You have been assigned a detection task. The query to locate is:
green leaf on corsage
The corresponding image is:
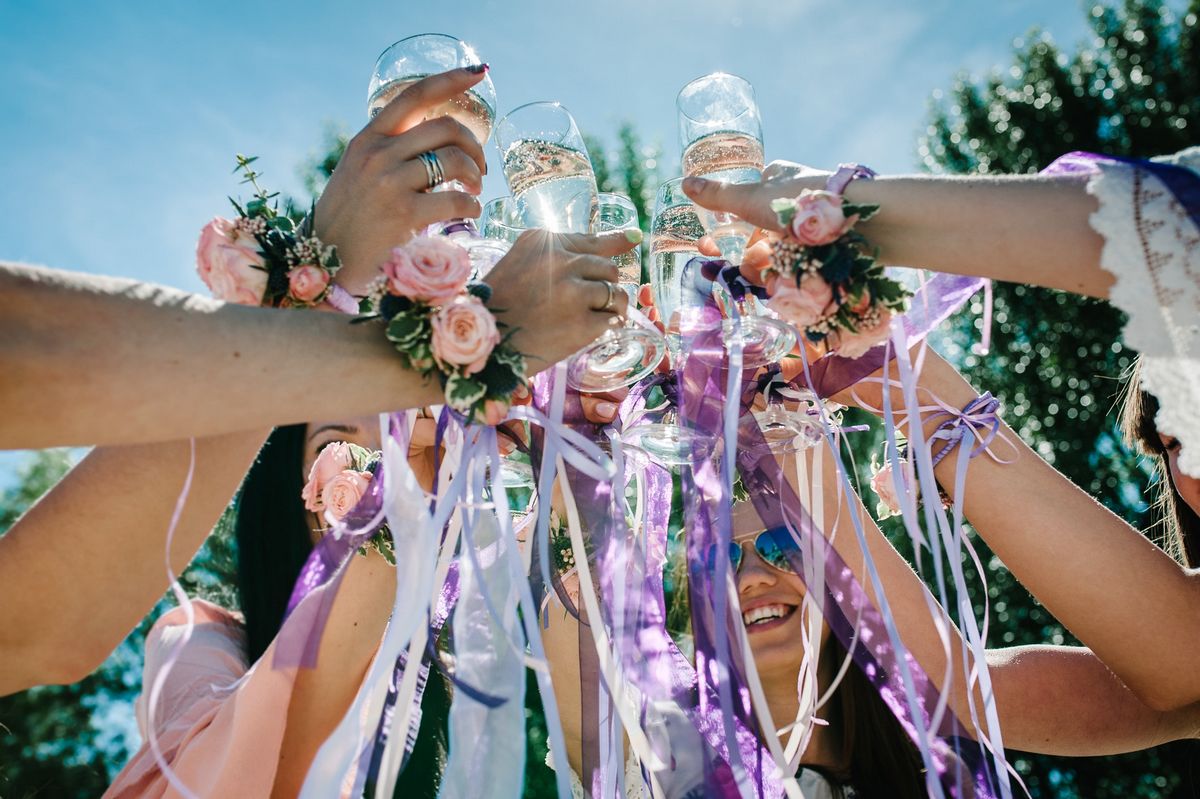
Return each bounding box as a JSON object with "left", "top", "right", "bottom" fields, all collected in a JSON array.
[
  {"left": 386, "top": 313, "right": 428, "bottom": 347},
  {"left": 770, "top": 197, "right": 798, "bottom": 229},
  {"left": 445, "top": 373, "right": 487, "bottom": 412}
]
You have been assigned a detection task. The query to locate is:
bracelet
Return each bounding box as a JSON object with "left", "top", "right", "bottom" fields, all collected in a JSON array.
[
  {"left": 869, "top": 393, "right": 1003, "bottom": 519},
  {"left": 196, "top": 156, "right": 343, "bottom": 309},
  {"left": 364, "top": 235, "right": 528, "bottom": 425},
  {"left": 926, "top": 392, "right": 1003, "bottom": 468},
  {"left": 765, "top": 163, "right": 911, "bottom": 359}
]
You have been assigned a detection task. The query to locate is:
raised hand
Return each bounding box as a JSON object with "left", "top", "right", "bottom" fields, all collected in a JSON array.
[
  {"left": 487, "top": 229, "right": 634, "bottom": 372},
  {"left": 314, "top": 67, "right": 490, "bottom": 294},
  {"left": 683, "top": 160, "right": 830, "bottom": 233}
]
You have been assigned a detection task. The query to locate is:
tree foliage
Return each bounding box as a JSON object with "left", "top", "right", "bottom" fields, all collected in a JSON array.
[{"left": 919, "top": 1, "right": 1200, "bottom": 795}]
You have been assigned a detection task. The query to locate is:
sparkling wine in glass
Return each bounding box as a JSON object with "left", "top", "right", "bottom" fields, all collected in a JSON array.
[
  {"left": 676, "top": 72, "right": 794, "bottom": 368},
  {"left": 367, "top": 34, "right": 496, "bottom": 236},
  {"left": 495, "top": 102, "right": 597, "bottom": 234},
  {"left": 619, "top": 179, "right": 716, "bottom": 467}
]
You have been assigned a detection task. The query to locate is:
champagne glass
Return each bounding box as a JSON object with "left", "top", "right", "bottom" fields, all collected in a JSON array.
[
  {"left": 496, "top": 105, "right": 663, "bottom": 391},
  {"left": 620, "top": 179, "right": 715, "bottom": 467},
  {"left": 367, "top": 34, "right": 496, "bottom": 236},
  {"left": 676, "top": 72, "right": 794, "bottom": 368},
  {"left": 495, "top": 101, "right": 597, "bottom": 234},
  {"left": 480, "top": 196, "right": 525, "bottom": 244},
  {"left": 562, "top": 194, "right": 666, "bottom": 392},
  {"left": 749, "top": 386, "right": 823, "bottom": 454}
]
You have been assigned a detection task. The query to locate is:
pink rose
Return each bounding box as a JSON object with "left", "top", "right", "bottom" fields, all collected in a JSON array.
[
  {"left": 431, "top": 296, "right": 500, "bottom": 375},
  {"left": 788, "top": 190, "right": 856, "bottom": 246},
  {"left": 870, "top": 461, "right": 904, "bottom": 517},
  {"left": 321, "top": 470, "right": 373, "bottom": 520},
  {"left": 382, "top": 236, "right": 472, "bottom": 305},
  {"left": 196, "top": 217, "right": 269, "bottom": 305},
  {"left": 287, "top": 264, "right": 330, "bottom": 304},
  {"left": 767, "top": 274, "right": 834, "bottom": 328},
  {"left": 833, "top": 308, "right": 894, "bottom": 359},
  {"left": 301, "top": 442, "right": 353, "bottom": 512}
]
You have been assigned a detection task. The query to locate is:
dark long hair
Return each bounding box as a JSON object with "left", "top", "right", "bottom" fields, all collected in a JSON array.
[
  {"left": 1119, "top": 358, "right": 1200, "bottom": 567},
  {"left": 233, "top": 425, "right": 449, "bottom": 798},
  {"left": 819, "top": 635, "right": 925, "bottom": 799}
]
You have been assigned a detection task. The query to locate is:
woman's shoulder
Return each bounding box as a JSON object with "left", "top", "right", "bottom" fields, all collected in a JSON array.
[{"left": 135, "top": 599, "right": 249, "bottom": 737}]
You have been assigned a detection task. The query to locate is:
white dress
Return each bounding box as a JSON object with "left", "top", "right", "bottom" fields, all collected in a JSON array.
[{"left": 1087, "top": 147, "right": 1200, "bottom": 475}]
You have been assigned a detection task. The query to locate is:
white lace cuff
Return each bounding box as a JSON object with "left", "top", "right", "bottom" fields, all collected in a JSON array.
[{"left": 1088, "top": 147, "right": 1200, "bottom": 476}]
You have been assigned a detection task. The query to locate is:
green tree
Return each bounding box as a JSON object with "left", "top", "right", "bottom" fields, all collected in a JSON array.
[
  {"left": 920, "top": 1, "right": 1200, "bottom": 796},
  {"left": 0, "top": 451, "right": 236, "bottom": 798}
]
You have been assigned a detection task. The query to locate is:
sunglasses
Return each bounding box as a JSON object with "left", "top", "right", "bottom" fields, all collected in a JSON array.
[{"left": 706, "top": 526, "right": 803, "bottom": 574}]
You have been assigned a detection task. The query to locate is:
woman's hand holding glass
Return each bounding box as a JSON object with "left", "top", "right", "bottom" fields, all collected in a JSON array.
[{"left": 313, "top": 68, "right": 489, "bottom": 295}]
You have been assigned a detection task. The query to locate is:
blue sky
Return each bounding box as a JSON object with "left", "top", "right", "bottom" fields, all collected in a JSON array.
[{"left": 0, "top": 0, "right": 1120, "bottom": 485}]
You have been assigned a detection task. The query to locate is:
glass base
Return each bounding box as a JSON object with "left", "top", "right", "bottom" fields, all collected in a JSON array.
[
  {"left": 621, "top": 423, "right": 714, "bottom": 468},
  {"left": 720, "top": 316, "right": 797, "bottom": 369},
  {"left": 747, "top": 408, "right": 822, "bottom": 454},
  {"left": 566, "top": 326, "right": 666, "bottom": 393}
]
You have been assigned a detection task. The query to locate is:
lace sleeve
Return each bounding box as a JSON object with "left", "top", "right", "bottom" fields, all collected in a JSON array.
[{"left": 1087, "top": 147, "right": 1200, "bottom": 476}]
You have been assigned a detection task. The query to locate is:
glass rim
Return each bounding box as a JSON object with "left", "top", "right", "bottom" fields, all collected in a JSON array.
[
  {"left": 496, "top": 100, "right": 573, "bottom": 128},
  {"left": 675, "top": 71, "right": 757, "bottom": 124},
  {"left": 371, "top": 33, "right": 476, "bottom": 73}
]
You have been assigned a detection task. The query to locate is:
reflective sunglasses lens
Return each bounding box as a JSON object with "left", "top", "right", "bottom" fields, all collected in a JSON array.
[{"left": 756, "top": 528, "right": 800, "bottom": 573}]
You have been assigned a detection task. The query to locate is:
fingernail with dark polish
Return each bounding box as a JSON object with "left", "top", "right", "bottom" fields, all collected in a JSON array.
[{"left": 466, "top": 63, "right": 489, "bottom": 74}]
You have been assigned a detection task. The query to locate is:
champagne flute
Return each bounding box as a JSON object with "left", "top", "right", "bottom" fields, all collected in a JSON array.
[
  {"left": 480, "top": 196, "right": 525, "bottom": 244},
  {"left": 495, "top": 101, "right": 597, "bottom": 234},
  {"left": 620, "top": 179, "right": 715, "bottom": 467},
  {"left": 367, "top": 33, "right": 496, "bottom": 236},
  {"left": 496, "top": 104, "right": 664, "bottom": 392},
  {"left": 676, "top": 72, "right": 794, "bottom": 368},
  {"left": 563, "top": 194, "right": 666, "bottom": 392}
]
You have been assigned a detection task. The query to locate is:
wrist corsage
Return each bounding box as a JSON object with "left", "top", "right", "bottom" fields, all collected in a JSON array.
[
  {"left": 766, "top": 164, "right": 911, "bottom": 358},
  {"left": 196, "top": 155, "right": 354, "bottom": 311},
  {"left": 302, "top": 442, "right": 395, "bottom": 564},
  {"left": 364, "top": 235, "right": 528, "bottom": 425}
]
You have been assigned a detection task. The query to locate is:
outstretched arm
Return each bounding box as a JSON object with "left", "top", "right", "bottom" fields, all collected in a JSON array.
[{"left": 683, "top": 164, "right": 1111, "bottom": 298}]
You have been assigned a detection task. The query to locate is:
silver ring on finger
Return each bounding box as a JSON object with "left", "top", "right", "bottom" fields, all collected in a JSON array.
[
  {"left": 600, "top": 280, "right": 618, "bottom": 313},
  {"left": 416, "top": 151, "right": 444, "bottom": 190}
]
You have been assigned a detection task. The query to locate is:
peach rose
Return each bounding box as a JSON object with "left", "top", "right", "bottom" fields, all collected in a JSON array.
[
  {"left": 870, "top": 461, "right": 903, "bottom": 517},
  {"left": 431, "top": 296, "right": 500, "bottom": 375},
  {"left": 767, "top": 274, "right": 834, "bottom": 328},
  {"left": 834, "top": 309, "right": 894, "bottom": 359},
  {"left": 287, "top": 264, "right": 330, "bottom": 304},
  {"left": 321, "top": 470, "right": 373, "bottom": 521},
  {"left": 301, "top": 442, "right": 353, "bottom": 512},
  {"left": 788, "top": 190, "right": 856, "bottom": 246},
  {"left": 382, "top": 236, "right": 472, "bottom": 305},
  {"left": 196, "top": 217, "right": 268, "bottom": 305}
]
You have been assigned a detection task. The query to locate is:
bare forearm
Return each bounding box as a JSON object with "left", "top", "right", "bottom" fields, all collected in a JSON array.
[
  {"left": 989, "top": 645, "right": 1200, "bottom": 755},
  {"left": 0, "top": 431, "right": 265, "bottom": 693},
  {"left": 910, "top": 356, "right": 1200, "bottom": 710},
  {"left": 845, "top": 174, "right": 1111, "bottom": 298},
  {"left": 0, "top": 262, "right": 442, "bottom": 448},
  {"left": 272, "top": 551, "right": 396, "bottom": 798}
]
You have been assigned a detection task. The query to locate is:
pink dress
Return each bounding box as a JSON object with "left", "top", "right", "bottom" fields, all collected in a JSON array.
[{"left": 104, "top": 599, "right": 298, "bottom": 798}]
